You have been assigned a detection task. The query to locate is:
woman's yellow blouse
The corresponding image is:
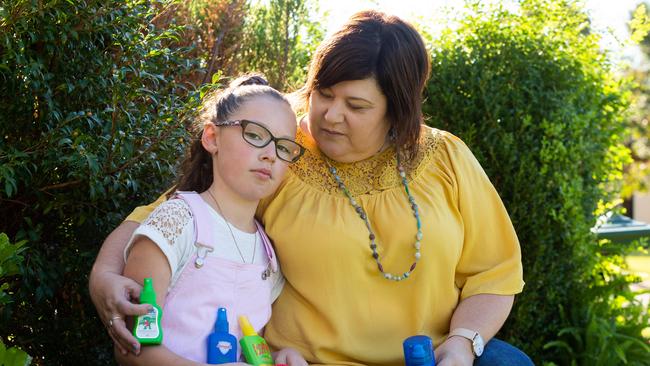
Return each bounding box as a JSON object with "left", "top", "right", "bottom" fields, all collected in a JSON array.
[{"left": 126, "top": 126, "right": 524, "bottom": 366}]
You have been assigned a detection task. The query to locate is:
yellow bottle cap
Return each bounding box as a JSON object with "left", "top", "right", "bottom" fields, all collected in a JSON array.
[{"left": 238, "top": 315, "right": 258, "bottom": 337}]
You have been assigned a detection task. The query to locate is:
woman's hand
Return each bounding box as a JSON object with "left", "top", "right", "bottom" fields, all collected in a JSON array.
[
  {"left": 273, "top": 347, "right": 308, "bottom": 366},
  {"left": 90, "top": 270, "right": 151, "bottom": 355},
  {"left": 89, "top": 220, "right": 145, "bottom": 354},
  {"left": 434, "top": 337, "right": 474, "bottom": 366}
]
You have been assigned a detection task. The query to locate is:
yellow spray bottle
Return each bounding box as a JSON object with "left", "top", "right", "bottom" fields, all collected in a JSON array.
[
  {"left": 132, "top": 277, "right": 163, "bottom": 344},
  {"left": 238, "top": 315, "right": 273, "bottom": 366}
]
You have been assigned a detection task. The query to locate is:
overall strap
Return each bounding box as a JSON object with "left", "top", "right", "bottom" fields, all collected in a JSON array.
[
  {"left": 174, "top": 191, "right": 216, "bottom": 250},
  {"left": 176, "top": 191, "right": 277, "bottom": 271},
  {"left": 255, "top": 220, "right": 278, "bottom": 273}
]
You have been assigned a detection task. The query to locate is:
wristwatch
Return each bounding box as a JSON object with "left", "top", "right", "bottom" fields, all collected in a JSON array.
[{"left": 447, "top": 328, "right": 485, "bottom": 357}]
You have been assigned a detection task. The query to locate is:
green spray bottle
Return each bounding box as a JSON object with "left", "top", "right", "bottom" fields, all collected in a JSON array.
[
  {"left": 132, "top": 277, "right": 163, "bottom": 345},
  {"left": 238, "top": 315, "right": 274, "bottom": 366}
]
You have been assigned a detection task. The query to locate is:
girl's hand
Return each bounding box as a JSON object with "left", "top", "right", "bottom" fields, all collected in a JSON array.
[
  {"left": 273, "top": 347, "right": 308, "bottom": 366},
  {"left": 434, "top": 337, "right": 474, "bottom": 366},
  {"left": 90, "top": 270, "right": 151, "bottom": 355}
]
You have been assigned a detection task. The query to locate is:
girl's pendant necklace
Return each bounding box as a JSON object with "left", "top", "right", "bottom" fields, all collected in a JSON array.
[
  {"left": 325, "top": 152, "right": 422, "bottom": 281},
  {"left": 206, "top": 189, "right": 257, "bottom": 264}
]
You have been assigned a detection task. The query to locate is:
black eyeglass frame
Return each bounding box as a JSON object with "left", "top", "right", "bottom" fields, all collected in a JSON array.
[{"left": 213, "top": 119, "right": 305, "bottom": 163}]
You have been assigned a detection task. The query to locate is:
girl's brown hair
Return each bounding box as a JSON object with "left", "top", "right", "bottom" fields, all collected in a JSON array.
[
  {"left": 172, "top": 74, "right": 291, "bottom": 196},
  {"left": 299, "top": 10, "right": 430, "bottom": 161}
]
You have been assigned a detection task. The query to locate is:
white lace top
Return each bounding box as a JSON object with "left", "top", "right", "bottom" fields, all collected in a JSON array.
[{"left": 124, "top": 198, "right": 284, "bottom": 301}]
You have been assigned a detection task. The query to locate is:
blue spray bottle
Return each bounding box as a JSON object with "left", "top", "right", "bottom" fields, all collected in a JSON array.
[
  {"left": 403, "top": 335, "right": 435, "bottom": 366},
  {"left": 207, "top": 308, "right": 238, "bottom": 364}
]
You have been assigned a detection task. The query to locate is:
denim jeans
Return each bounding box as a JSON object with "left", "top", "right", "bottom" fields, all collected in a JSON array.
[{"left": 474, "top": 338, "right": 534, "bottom": 366}]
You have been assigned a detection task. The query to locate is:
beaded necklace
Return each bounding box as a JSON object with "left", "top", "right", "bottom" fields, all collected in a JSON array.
[{"left": 325, "top": 152, "right": 422, "bottom": 281}]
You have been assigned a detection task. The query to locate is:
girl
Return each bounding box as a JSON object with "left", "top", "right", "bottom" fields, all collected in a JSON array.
[{"left": 116, "top": 74, "right": 306, "bottom": 366}]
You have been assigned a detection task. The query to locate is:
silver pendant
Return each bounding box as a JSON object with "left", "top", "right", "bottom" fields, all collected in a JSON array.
[{"left": 194, "top": 256, "right": 204, "bottom": 269}]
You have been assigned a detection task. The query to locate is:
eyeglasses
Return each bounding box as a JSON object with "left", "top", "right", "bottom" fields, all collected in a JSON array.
[{"left": 213, "top": 119, "right": 305, "bottom": 163}]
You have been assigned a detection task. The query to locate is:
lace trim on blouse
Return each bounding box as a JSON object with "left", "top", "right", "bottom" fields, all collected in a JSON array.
[
  {"left": 290, "top": 126, "right": 443, "bottom": 196},
  {"left": 141, "top": 199, "right": 193, "bottom": 246}
]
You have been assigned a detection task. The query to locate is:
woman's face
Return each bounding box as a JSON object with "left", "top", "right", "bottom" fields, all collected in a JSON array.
[{"left": 308, "top": 77, "right": 390, "bottom": 163}]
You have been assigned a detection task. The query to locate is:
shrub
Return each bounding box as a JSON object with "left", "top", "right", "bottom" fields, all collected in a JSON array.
[
  {"left": 0, "top": 0, "right": 198, "bottom": 363},
  {"left": 543, "top": 239, "right": 650, "bottom": 365},
  {"left": 423, "top": 0, "right": 639, "bottom": 362}
]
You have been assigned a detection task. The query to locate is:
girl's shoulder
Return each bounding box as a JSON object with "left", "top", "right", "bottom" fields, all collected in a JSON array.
[{"left": 141, "top": 197, "right": 194, "bottom": 233}]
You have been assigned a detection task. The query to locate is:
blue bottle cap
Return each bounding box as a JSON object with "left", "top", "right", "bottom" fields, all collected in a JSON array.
[{"left": 403, "top": 335, "right": 435, "bottom": 366}]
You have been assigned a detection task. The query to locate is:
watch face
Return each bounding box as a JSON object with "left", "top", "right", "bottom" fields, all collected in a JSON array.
[
  {"left": 473, "top": 340, "right": 484, "bottom": 357},
  {"left": 472, "top": 333, "right": 485, "bottom": 357}
]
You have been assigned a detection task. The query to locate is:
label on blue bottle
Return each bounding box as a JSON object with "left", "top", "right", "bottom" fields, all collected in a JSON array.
[{"left": 217, "top": 341, "right": 233, "bottom": 355}]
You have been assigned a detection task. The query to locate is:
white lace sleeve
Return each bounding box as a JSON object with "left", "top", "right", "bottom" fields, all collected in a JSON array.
[{"left": 124, "top": 199, "right": 196, "bottom": 282}]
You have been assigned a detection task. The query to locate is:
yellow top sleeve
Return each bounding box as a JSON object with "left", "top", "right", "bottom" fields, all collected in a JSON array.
[{"left": 124, "top": 189, "right": 172, "bottom": 223}]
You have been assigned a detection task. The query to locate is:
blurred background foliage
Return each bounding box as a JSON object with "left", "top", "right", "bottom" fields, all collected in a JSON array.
[
  {"left": 623, "top": 2, "right": 650, "bottom": 199},
  {"left": 424, "top": 1, "right": 649, "bottom": 364},
  {"left": 1, "top": 0, "right": 649, "bottom": 365}
]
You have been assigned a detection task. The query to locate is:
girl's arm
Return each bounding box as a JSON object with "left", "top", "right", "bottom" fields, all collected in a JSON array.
[
  {"left": 116, "top": 344, "right": 249, "bottom": 366},
  {"left": 118, "top": 237, "right": 220, "bottom": 366}
]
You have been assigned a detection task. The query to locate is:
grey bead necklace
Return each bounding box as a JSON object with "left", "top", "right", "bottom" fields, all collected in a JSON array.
[{"left": 325, "top": 153, "right": 422, "bottom": 281}]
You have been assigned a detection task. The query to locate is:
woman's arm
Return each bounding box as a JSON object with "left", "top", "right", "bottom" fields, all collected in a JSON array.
[
  {"left": 272, "top": 348, "right": 308, "bottom": 366},
  {"left": 435, "top": 294, "right": 514, "bottom": 366},
  {"left": 89, "top": 221, "right": 151, "bottom": 355}
]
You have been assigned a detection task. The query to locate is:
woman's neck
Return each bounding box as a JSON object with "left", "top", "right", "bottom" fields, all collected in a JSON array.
[{"left": 201, "top": 184, "right": 258, "bottom": 233}]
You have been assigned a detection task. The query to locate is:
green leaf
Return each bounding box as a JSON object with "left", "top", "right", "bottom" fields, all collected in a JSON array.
[
  {"left": 629, "top": 4, "right": 650, "bottom": 44},
  {"left": 0, "top": 339, "right": 5, "bottom": 360},
  {"left": 211, "top": 71, "right": 221, "bottom": 84},
  {"left": 3, "top": 346, "right": 32, "bottom": 366}
]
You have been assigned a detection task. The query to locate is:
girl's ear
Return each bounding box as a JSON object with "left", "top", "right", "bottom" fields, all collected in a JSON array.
[{"left": 201, "top": 122, "right": 219, "bottom": 154}]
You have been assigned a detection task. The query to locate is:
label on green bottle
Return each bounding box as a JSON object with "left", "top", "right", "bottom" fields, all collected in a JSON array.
[{"left": 135, "top": 308, "right": 160, "bottom": 339}]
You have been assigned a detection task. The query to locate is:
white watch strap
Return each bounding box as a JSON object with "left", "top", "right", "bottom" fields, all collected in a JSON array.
[
  {"left": 448, "top": 328, "right": 483, "bottom": 357},
  {"left": 448, "top": 327, "right": 478, "bottom": 340}
]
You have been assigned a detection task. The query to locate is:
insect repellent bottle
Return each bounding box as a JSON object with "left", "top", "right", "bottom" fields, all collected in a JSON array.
[
  {"left": 403, "top": 335, "right": 435, "bottom": 366},
  {"left": 207, "top": 308, "right": 238, "bottom": 364},
  {"left": 238, "top": 315, "right": 274, "bottom": 366},
  {"left": 132, "top": 277, "right": 163, "bottom": 345}
]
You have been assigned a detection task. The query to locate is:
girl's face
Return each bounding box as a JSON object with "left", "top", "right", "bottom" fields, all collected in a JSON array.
[
  {"left": 308, "top": 77, "right": 390, "bottom": 163},
  {"left": 211, "top": 95, "right": 297, "bottom": 202}
]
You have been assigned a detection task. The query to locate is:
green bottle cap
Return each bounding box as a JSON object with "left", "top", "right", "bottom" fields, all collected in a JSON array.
[{"left": 140, "top": 277, "right": 157, "bottom": 304}]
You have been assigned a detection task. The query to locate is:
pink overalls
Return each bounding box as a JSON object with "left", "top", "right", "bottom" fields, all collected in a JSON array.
[{"left": 161, "top": 192, "right": 279, "bottom": 362}]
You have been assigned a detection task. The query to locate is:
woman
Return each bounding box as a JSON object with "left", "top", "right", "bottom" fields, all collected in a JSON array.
[{"left": 90, "top": 10, "right": 532, "bottom": 366}]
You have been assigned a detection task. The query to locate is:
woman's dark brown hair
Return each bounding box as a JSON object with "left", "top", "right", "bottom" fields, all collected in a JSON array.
[
  {"left": 300, "top": 10, "right": 430, "bottom": 161},
  {"left": 171, "top": 74, "right": 291, "bottom": 196}
]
